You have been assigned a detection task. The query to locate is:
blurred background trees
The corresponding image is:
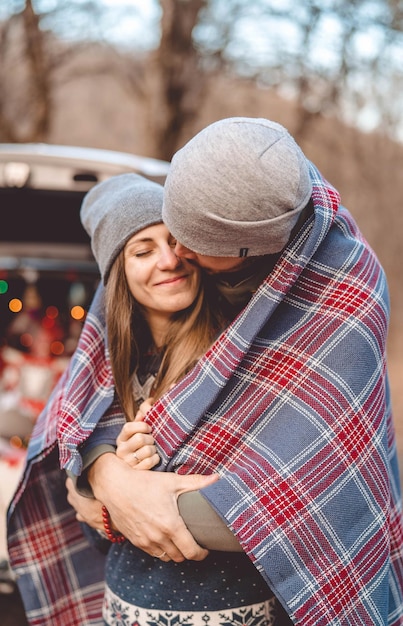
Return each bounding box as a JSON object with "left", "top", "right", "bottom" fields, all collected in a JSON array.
[
  {"left": 0, "top": 0, "right": 403, "bottom": 435},
  {"left": 1, "top": 0, "right": 403, "bottom": 154}
]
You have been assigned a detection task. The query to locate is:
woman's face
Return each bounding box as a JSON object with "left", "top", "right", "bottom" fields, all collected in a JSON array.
[{"left": 124, "top": 223, "right": 201, "bottom": 321}]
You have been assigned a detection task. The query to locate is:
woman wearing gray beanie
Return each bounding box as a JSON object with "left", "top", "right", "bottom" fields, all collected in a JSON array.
[{"left": 79, "top": 172, "right": 223, "bottom": 416}]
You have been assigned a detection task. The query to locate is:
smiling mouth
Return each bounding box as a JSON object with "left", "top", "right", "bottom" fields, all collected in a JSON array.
[{"left": 155, "top": 274, "right": 187, "bottom": 286}]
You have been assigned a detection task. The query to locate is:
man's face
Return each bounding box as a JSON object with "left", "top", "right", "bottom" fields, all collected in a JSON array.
[{"left": 174, "top": 241, "right": 247, "bottom": 274}]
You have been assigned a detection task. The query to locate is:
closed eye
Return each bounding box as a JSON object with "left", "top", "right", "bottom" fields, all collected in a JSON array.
[{"left": 134, "top": 249, "right": 153, "bottom": 257}]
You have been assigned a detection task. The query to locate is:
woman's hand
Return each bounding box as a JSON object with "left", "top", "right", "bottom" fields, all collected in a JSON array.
[
  {"left": 134, "top": 397, "right": 154, "bottom": 421},
  {"left": 116, "top": 419, "right": 160, "bottom": 469}
]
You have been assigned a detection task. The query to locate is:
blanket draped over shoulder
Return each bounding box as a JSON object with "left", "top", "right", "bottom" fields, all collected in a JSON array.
[{"left": 7, "top": 164, "right": 403, "bottom": 626}]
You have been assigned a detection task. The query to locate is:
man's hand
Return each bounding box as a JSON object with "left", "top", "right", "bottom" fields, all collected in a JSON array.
[
  {"left": 65, "top": 476, "right": 104, "bottom": 531},
  {"left": 88, "top": 452, "right": 219, "bottom": 562}
]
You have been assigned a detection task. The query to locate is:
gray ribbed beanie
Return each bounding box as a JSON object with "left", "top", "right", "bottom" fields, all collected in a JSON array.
[
  {"left": 163, "top": 117, "right": 312, "bottom": 257},
  {"left": 81, "top": 173, "right": 163, "bottom": 283}
]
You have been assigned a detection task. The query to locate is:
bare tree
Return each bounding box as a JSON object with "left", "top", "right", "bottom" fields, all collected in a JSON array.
[
  {"left": 0, "top": 0, "right": 52, "bottom": 142},
  {"left": 22, "top": 0, "right": 52, "bottom": 140},
  {"left": 147, "top": 0, "right": 208, "bottom": 160}
]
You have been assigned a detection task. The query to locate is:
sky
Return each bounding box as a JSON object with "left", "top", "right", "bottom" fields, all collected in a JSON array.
[
  {"left": 0, "top": 0, "right": 160, "bottom": 49},
  {"left": 95, "top": 0, "right": 161, "bottom": 49}
]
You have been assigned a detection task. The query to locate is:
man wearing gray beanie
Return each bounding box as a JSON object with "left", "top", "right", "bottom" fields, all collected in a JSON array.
[
  {"left": 163, "top": 117, "right": 315, "bottom": 316},
  {"left": 157, "top": 117, "right": 399, "bottom": 623},
  {"left": 163, "top": 117, "right": 312, "bottom": 261}
]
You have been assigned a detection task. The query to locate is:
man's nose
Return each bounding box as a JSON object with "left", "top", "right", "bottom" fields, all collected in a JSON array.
[{"left": 175, "top": 242, "right": 195, "bottom": 258}]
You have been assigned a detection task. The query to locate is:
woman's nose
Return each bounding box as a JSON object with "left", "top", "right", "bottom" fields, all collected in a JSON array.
[{"left": 157, "top": 246, "right": 181, "bottom": 269}]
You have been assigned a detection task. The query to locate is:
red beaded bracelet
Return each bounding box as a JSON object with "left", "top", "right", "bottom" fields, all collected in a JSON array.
[{"left": 101, "top": 505, "right": 125, "bottom": 543}]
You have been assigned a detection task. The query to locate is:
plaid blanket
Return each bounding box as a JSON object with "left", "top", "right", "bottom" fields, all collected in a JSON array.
[{"left": 7, "top": 164, "right": 403, "bottom": 625}]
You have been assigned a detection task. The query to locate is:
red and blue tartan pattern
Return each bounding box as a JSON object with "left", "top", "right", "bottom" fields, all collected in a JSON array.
[
  {"left": 7, "top": 163, "right": 403, "bottom": 625},
  {"left": 8, "top": 448, "right": 107, "bottom": 624}
]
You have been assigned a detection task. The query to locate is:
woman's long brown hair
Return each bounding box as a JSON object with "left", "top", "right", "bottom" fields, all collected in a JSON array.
[{"left": 105, "top": 252, "right": 224, "bottom": 421}]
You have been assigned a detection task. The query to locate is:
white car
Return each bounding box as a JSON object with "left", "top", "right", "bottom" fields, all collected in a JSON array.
[
  {"left": 0, "top": 142, "right": 169, "bottom": 437},
  {"left": 0, "top": 145, "right": 169, "bottom": 592}
]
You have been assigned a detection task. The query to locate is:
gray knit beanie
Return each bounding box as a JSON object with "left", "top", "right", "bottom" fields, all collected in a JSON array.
[
  {"left": 163, "top": 117, "right": 312, "bottom": 257},
  {"left": 81, "top": 173, "right": 163, "bottom": 283}
]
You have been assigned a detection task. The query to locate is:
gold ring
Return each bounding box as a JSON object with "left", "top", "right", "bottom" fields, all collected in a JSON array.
[{"left": 155, "top": 551, "right": 166, "bottom": 559}]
